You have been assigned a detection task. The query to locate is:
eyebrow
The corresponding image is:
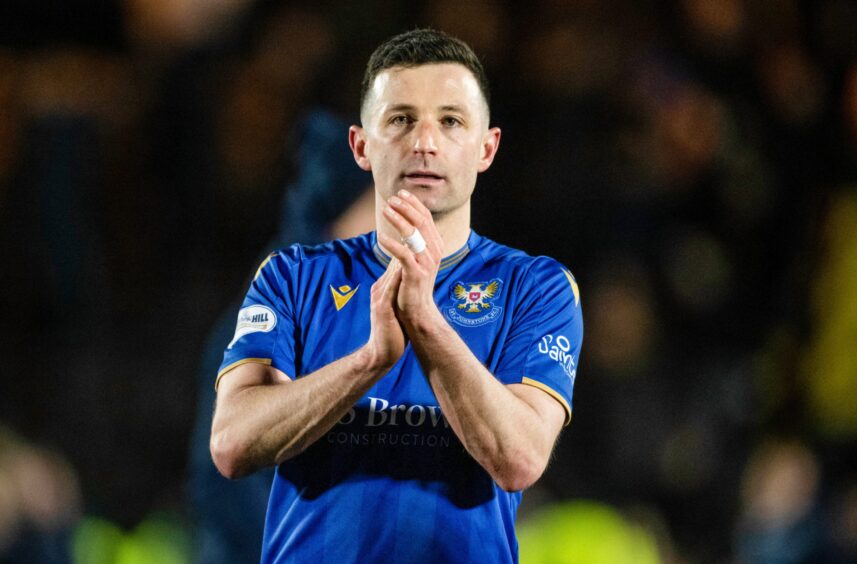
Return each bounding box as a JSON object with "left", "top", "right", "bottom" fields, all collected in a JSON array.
[
  {"left": 440, "top": 104, "right": 468, "bottom": 114},
  {"left": 384, "top": 104, "right": 416, "bottom": 114},
  {"left": 383, "top": 103, "right": 470, "bottom": 115}
]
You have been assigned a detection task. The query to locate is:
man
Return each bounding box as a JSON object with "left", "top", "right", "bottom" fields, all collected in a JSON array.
[{"left": 210, "top": 29, "right": 583, "bottom": 563}]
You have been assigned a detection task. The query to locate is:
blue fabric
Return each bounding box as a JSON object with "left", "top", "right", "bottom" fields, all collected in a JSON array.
[{"left": 219, "top": 230, "right": 583, "bottom": 564}]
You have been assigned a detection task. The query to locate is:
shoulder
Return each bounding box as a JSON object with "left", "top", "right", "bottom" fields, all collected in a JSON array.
[
  {"left": 474, "top": 234, "right": 579, "bottom": 293},
  {"left": 256, "top": 232, "right": 374, "bottom": 279},
  {"left": 470, "top": 233, "right": 581, "bottom": 311}
]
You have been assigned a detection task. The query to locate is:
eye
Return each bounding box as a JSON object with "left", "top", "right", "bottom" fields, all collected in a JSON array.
[
  {"left": 389, "top": 114, "right": 412, "bottom": 126},
  {"left": 441, "top": 116, "right": 463, "bottom": 128}
]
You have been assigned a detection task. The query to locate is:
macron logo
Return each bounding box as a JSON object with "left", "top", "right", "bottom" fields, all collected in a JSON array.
[{"left": 330, "top": 284, "right": 359, "bottom": 311}]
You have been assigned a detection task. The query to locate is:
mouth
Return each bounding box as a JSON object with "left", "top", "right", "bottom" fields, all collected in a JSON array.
[{"left": 403, "top": 170, "right": 445, "bottom": 186}]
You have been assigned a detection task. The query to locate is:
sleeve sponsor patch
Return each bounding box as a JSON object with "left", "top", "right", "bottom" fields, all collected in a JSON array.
[
  {"left": 228, "top": 305, "right": 277, "bottom": 349},
  {"left": 537, "top": 333, "right": 577, "bottom": 383}
]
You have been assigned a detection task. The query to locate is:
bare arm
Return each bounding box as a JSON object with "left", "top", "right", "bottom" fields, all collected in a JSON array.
[
  {"left": 407, "top": 315, "right": 565, "bottom": 492},
  {"left": 210, "top": 262, "right": 405, "bottom": 479},
  {"left": 380, "top": 191, "right": 566, "bottom": 492}
]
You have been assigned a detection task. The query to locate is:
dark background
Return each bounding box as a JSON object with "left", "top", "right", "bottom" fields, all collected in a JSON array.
[{"left": 2, "top": 1, "right": 857, "bottom": 562}]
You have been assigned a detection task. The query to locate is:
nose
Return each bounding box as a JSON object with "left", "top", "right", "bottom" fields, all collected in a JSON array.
[{"left": 413, "top": 121, "right": 438, "bottom": 155}]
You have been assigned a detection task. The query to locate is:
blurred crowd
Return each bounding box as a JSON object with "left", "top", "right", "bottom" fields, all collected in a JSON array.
[{"left": 2, "top": 0, "right": 857, "bottom": 562}]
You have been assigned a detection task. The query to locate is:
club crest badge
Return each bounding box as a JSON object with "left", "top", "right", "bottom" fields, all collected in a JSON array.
[{"left": 445, "top": 279, "right": 504, "bottom": 327}]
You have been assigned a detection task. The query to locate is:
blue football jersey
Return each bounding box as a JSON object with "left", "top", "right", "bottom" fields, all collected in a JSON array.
[{"left": 218, "top": 230, "right": 583, "bottom": 564}]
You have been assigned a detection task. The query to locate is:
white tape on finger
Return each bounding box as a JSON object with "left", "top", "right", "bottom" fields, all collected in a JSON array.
[{"left": 402, "top": 228, "right": 427, "bottom": 253}]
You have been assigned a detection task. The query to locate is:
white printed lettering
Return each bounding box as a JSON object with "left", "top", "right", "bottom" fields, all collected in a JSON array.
[
  {"left": 339, "top": 408, "right": 356, "bottom": 425},
  {"left": 405, "top": 405, "right": 426, "bottom": 426},
  {"left": 367, "top": 397, "right": 389, "bottom": 427},
  {"left": 537, "top": 334, "right": 577, "bottom": 380}
]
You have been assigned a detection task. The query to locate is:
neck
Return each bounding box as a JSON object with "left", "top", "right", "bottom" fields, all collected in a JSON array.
[{"left": 375, "top": 197, "right": 471, "bottom": 257}]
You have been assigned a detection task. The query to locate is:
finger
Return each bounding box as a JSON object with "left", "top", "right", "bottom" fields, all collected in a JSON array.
[
  {"left": 385, "top": 256, "right": 401, "bottom": 274},
  {"left": 387, "top": 195, "right": 425, "bottom": 230},
  {"left": 387, "top": 190, "right": 434, "bottom": 229},
  {"left": 390, "top": 192, "right": 442, "bottom": 256},
  {"left": 387, "top": 198, "right": 436, "bottom": 250},
  {"left": 389, "top": 266, "right": 403, "bottom": 293},
  {"left": 385, "top": 204, "right": 440, "bottom": 260},
  {"left": 372, "top": 258, "right": 398, "bottom": 296},
  {"left": 397, "top": 189, "right": 432, "bottom": 222},
  {"left": 378, "top": 231, "right": 420, "bottom": 269},
  {"left": 382, "top": 203, "right": 416, "bottom": 240},
  {"left": 387, "top": 268, "right": 409, "bottom": 342},
  {"left": 375, "top": 259, "right": 392, "bottom": 285},
  {"left": 387, "top": 195, "right": 443, "bottom": 250},
  {"left": 382, "top": 203, "right": 434, "bottom": 258},
  {"left": 381, "top": 264, "right": 402, "bottom": 306}
]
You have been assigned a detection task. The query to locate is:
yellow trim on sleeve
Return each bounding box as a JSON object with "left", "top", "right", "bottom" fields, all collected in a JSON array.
[
  {"left": 215, "top": 358, "right": 273, "bottom": 391},
  {"left": 562, "top": 269, "right": 580, "bottom": 306},
  {"left": 254, "top": 253, "right": 276, "bottom": 281},
  {"left": 521, "top": 377, "right": 572, "bottom": 426}
]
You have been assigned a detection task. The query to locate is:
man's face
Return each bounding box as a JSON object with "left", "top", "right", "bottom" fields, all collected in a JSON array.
[{"left": 351, "top": 63, "right": 500, "bottom": 217}]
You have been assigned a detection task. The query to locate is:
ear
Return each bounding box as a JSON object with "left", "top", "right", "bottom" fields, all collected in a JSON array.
[
  {"left": 476, "top": 127, "right": 501, "bottom": 173},
  {"left": 349, "top": 125, "right": 372, "bottom": 171}
]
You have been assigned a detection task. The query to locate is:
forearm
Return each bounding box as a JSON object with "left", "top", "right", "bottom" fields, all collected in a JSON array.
[
  {"left": 378, "top": 191, "right": 563, "bottom": 490},
  {"left": 211, "top": 347, "right": 388, "bottom": 478},
  {"left": 407, "top": 315, "right": 554, "bottom": 491}
]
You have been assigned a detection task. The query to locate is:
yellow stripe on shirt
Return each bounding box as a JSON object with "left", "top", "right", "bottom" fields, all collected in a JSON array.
[{"left": 521, "top": 377, "right": 572, "bottom": 426}]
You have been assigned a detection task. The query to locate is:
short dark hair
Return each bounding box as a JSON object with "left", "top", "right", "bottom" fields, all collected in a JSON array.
[{"left": 360, "top": 28, "right": 490, "bottom": 118}]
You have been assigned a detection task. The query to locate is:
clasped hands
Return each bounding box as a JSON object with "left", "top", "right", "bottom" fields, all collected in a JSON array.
[
  {"left": 379, "top": 189, "right": 444, "bottom": 324},
  {"left": 365, "top": 190, "right": 445, "bottom": 369}
]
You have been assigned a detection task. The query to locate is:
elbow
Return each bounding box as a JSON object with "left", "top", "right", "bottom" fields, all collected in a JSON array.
[
  {"left": 210, "top": 430, "right": 253, "bottom": 480},
  {"left": 495, "top": 471, "right": 541, "bottom": 493},
  {"left": 492, "top": 453, "right": 547, "bottom": 493}
]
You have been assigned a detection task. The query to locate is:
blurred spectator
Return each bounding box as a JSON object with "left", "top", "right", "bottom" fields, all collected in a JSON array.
[
  {"left": 123, "top": 0, "right": 254, "bottom": 54},
  {"left": 830, "top": 482, "right": 857, "bottom": 563},
  {"left": 681, "top": 0, "right": 747, "bottom": 59},
  {"left": 71, "top": 511, "right": 191, "bottom": 564},
  {"left": 517, "top": 499, "right": 664, "bottom": 564},
  {"left": 0, "top": 425, "right": 82, "bottom": 563},
  {"left": 585, "top": 261, "right": 659, "bottom": 375},
  {"left": 800, "top": 190, "right": 857, "bottom": 440},
  {"left": 736, "top": 439, "right": 832, "bottom": 564},
  {"left": 757, "top": 44, "right": 827, "bottom": 128},
  {"left": 422, "top": 0, "right": 509, "bottom": 68}
]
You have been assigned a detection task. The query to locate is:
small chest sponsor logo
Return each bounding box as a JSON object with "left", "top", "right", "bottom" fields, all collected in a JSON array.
[{"left": 228, "top": 305, "right": 277, "bottom": 349}]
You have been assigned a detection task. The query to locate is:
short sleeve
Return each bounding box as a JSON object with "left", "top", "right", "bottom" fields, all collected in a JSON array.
[
  {"left": 494, "top": 259, "right": 583, "bottom": 425},
  {"left": 216, "top": 252, "right": 297, "bottom": 390}
]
